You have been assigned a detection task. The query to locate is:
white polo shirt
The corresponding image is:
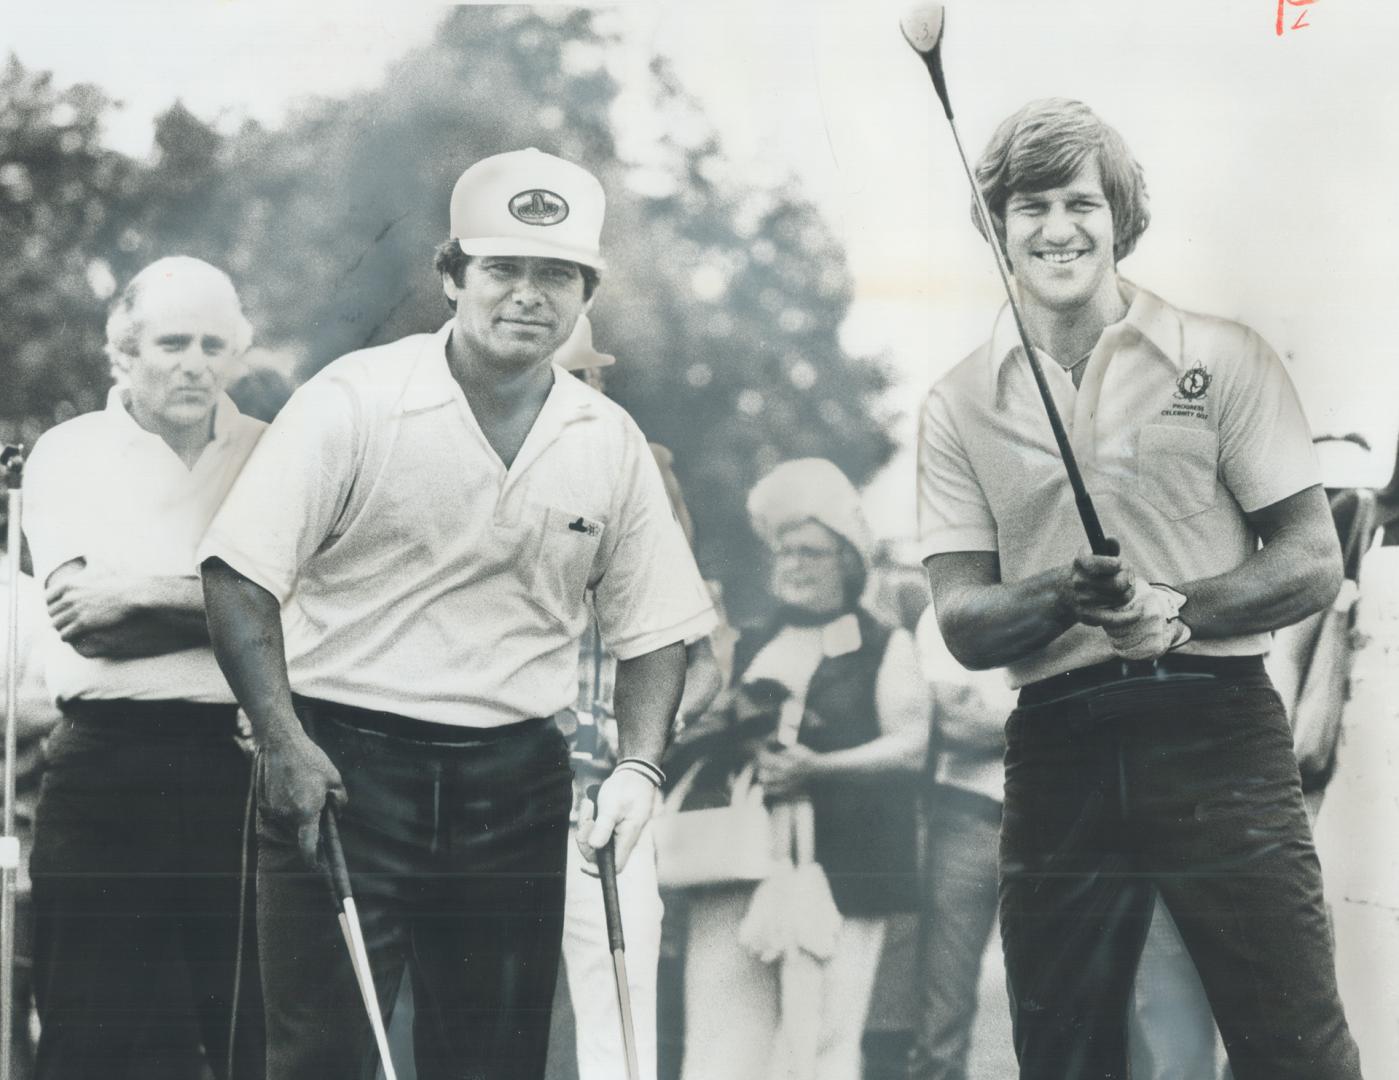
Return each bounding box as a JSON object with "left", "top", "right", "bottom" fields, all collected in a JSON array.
[
  {"left": 23, "top": 390, "right": 266, "bottom": 704},
  {"left": 918, "top": 283, "right": 1320, "bottom": 687},
  {"left": 199, "top": 321, "right": 716, "bottom": 728}
]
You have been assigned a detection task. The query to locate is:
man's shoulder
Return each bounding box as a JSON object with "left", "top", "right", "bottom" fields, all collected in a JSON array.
[
  {"left": 27, "top": 408, "right": 114, "bottom": 469},
  {"left": 293, "top": 331, "right": 437, "bottom": 413},
  {"left": 1147, "top": 291, "right": 1267, "bottom": 368},
  {"left": 925, "top": 341, "right": 994, "bottom": 411}
]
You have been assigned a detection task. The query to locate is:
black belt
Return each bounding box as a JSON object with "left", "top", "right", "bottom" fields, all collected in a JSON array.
[
  {"left": 1017, "top": 655, "right": 1266, "bottom": 708},
  {"left": 293, "top": 695, "right": 550, "bottom": 748},
  {"left": 60, "top": 699, "right": 241, "bottom": 737}
]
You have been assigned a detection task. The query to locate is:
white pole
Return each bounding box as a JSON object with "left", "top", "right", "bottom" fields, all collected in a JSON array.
[{"left": 2, "top": 449, "right": 25, "bottom": 1080}]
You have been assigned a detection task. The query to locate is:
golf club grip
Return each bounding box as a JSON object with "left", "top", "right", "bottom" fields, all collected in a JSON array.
[
  {"left": 586, "top": 785, "right": 627, "bottom": 954},
  {"left": 321, "top": 805, "right": 353, "bottom": 906}
]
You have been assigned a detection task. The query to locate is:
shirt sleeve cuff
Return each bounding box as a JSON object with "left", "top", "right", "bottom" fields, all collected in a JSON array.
[
  {"left": 1231, "top": 474, "right": 1321, "bottom": 515},
  {"left": 196, "top": 535, "right": 293, "bottom": 605},
  {"left": 606, "top": 607, "right": 718, "bottom": 662},
  {"left": 918, "top": 525, "right": 999, "bottom": 562}
]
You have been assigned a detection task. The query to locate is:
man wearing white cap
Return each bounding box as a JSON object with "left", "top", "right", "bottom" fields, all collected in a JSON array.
[{"left": 199, "top": 149, "right": 715, "bottom": 1080}]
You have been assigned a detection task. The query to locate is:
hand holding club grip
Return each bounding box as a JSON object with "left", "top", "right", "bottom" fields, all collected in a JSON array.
[
  {"left": 320, "top": 805, "right": 353, "bottom": 907},
  {"left": 586, "top": 784, "right": 626, "bottom": 955}
]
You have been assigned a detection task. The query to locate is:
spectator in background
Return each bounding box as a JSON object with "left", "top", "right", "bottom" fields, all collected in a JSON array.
[
  {"left": 546, "top": 315, "right": 723, "bottom": 1080},
  {"left": 0, "top": 485, "right": 63, "bottom": 1080},
  {"left": 676, "top": 458, "right": 927, "bottom": 1080},
  {"left": 22, "top": 256, "right": 266, "bottom": 1079}
]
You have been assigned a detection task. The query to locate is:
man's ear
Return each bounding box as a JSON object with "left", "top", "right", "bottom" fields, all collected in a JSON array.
[{"left": 441, "top": 272, "right": 461, "bottom": 304}]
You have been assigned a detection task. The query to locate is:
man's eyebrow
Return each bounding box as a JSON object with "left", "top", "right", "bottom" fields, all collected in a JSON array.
[{"left": 154, "top": 333, "right": 194, "bottom": 345}]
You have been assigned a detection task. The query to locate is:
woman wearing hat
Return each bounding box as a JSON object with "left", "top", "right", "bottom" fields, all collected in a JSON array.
[{"left": 676, "top": 459, "right": 929, "bottom": 1080}]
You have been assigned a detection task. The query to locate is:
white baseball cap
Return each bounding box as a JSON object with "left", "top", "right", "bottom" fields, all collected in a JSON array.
[
  {"left": 553, "top": 314, "right": 615, "bottom": 371},
  {"left": 449, "top": 148, "right": 606, "bottom": 270}
]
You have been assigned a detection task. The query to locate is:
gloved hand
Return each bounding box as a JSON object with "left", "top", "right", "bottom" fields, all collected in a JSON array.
[{"left": 1101, "top": 583, "right": 1191, "bottom": 661}]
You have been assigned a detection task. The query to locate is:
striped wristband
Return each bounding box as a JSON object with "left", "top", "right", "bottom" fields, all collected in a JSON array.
[{"left": 614, "top": 757, "right": 666, "bottom": 789}]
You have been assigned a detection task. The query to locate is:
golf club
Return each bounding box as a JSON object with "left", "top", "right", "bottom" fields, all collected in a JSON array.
[
  {"left": 586, "top": 784, "right": 640, "bottom": 1080},
  {"left": 2, "top": 446, "right": 24, "bottom": 1080},
  {"left": 900, "top": 4, "right": 1118, "bottom": 557},
  {"left": 320, "top": 806, "right": 399, "bottom": 1080}
]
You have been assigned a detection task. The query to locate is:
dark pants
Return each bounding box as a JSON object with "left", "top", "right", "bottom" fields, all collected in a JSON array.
[
  {"left": 999, "top": 673, "right": 1363, "bottom": 1080},
  {"left": 258, "top": 700, "right": 573, "bottom": 1080},
  {"left": 31, "top": 703, "right": 265, "bottom": 1080},
  {"left": 907, "top": 784, "right": 1002, "bottom": 1080}
]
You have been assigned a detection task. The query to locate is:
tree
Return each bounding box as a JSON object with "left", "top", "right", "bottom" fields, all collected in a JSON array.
[
  {"left": 0, "top": 56, "right": 145, "bottom": 441},
  {"left": 2, "top": 10, "right": 897, "bottom": 617}
]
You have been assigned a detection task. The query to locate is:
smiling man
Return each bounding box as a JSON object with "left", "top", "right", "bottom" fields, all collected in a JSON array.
[
  {"left": 916, "top": 100, "right": 1363, "bottom": 1079},
  {"left": 21, "top": 256, "right": 267, "bottom": 1079},
  {"left": 198, "top": 149, "right": 714, "bottom": 1080}
]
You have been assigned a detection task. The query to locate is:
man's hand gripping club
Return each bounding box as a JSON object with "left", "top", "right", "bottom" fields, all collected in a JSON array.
[
  {"left": 1067, "top": 548, "right": 1189, "bottom": 661},
  {"left": 261, "top": 727, "right": 348, "bottom": 868},
  {"left": 576, "top": 768, "right": 656, "bottom": 876}
]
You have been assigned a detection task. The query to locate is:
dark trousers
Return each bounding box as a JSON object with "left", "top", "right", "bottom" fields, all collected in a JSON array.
[
  {"left": 999, "top": 674, "right": 1363, "bottom": 1080},
  {"left": 907, "top": 784, "right": 1002, "bottom": 1080},
  {"left": 258, "top": 700, "right": 573, "bottom": 1080},
  {"left": 31, "top": 703, "right": 265, "bottom": 1080}
]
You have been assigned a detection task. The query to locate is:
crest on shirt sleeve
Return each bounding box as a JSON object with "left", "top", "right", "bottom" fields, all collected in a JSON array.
[{"left": 1174, "top": 364, "right": 1212, "bottom": 401}]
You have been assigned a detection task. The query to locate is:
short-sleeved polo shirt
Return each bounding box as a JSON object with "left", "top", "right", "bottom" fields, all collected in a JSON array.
[
  {"left": 917, "top": 283, "right": 1320, "bottom": 687},
  {"left": 199, "top": 321, "right": 716, "bottom": 728},
  {"left": 22, "top": 390, "right": 266, "bottom": 704}
]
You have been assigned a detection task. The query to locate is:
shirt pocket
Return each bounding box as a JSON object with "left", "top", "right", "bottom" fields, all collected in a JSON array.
[
  {"left": 1136, "top": 425, "right": 1219, "bottom": 520},
  {"left": 528, "top": 503, "right": 606, "bottom": 631}
]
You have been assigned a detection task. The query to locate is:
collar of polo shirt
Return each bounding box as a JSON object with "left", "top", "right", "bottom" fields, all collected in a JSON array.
[
  {"left": 396, "top": 320, "right": 599, "bottom": 424},
  {"left": 105, "top": 386, "right": 243, "bottom": 446},
  {"left": 987, "top": 281, "right": 1187, "bottom": 402}
]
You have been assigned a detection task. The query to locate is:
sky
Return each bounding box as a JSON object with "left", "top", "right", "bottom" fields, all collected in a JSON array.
[{"left": 6, "top": 0, "right": 1397, "bottom": 535}]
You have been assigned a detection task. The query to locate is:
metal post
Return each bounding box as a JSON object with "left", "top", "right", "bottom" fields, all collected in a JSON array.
[{"left": 2, "top": 444, "right": 27, "bottom": 1080}]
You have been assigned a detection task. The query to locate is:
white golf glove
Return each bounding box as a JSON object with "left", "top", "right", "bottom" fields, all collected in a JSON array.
[{"left": 1103, "top": 583, "right": 1191, "bottom": 661}]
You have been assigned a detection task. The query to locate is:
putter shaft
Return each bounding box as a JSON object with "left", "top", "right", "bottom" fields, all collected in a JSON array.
[
  {"left": 588, "top": 785, "right": 641, "bottom": 1080},
  {"left": 321, "top": 808, "right": 399, "bottom": 1080}
]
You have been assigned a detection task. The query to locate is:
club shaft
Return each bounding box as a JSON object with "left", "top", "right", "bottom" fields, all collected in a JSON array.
[
  {"left": 943, "top": 114, "right": 1115, "bottom": 555},
  {"left": 322, "top": 811, "right": 397, "bottom": 1080},
  {"left": 611, "top": 951, "right": 640, "bottom": 1080},
  {"left": 341, "top": 899, "right": 398, "bottom": 1080}
]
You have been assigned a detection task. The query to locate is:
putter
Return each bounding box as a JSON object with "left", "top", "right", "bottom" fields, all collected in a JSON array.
[
  {"left": 586, "top": 785, "right": 640, "bottom": 1080},
  {"left": 320, "top": 806, "right": 399, "bottom": 1080},
  {"left": 900, "top": 4, "right": 1118, "bottom": 557}
]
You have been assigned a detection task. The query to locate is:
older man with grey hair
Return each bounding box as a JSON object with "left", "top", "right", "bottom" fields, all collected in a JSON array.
[{"left": 23, "top": 256, "right": 267, "bottom": 1080}]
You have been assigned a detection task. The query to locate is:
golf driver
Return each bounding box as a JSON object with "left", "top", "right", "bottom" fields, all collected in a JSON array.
[
  {"left": 320, "top": 806, "right": 399, "bottom": 1080},
  {"left": 900, "top": 4, "right": 1118, "bottom": 557},
  {"left": 586, "top": 784, "right": 640, "bottom": 1080}
]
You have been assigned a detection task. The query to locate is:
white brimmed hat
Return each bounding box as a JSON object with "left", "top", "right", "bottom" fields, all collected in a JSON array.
[
  {"left": 553, "top": 314, "right": 615, "bottom": 371},
  {"left": 746, "top": 458, "right": 874, "bottom": 564},
  {"left": 449, "top": 148, "right": 606, "bottom": 270}
]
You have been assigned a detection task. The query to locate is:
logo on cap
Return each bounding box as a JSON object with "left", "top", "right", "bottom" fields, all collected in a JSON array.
[{"left": 509, "top": 190, "right": 569, "bottom": 226}]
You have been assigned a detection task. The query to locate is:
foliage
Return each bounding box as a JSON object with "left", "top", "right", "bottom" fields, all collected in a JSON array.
[{"left": 0, "top": 8, "right": 897, "bottom": 617}]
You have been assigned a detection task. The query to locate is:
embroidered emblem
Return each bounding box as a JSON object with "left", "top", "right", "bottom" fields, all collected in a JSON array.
[
  {"left": 568, "top": 516, "right": 600, "bottom": 536},
  {"left": 1175, "top": 364, "right": 1212, "bottom": 401},
  {"left": 509, "top": 189, "right": 569, "bottom": 226}
]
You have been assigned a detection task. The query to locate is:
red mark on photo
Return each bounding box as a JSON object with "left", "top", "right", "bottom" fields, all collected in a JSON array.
[{"left": 1277, "top": 0, "right": 1317, "bottom": 36}]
